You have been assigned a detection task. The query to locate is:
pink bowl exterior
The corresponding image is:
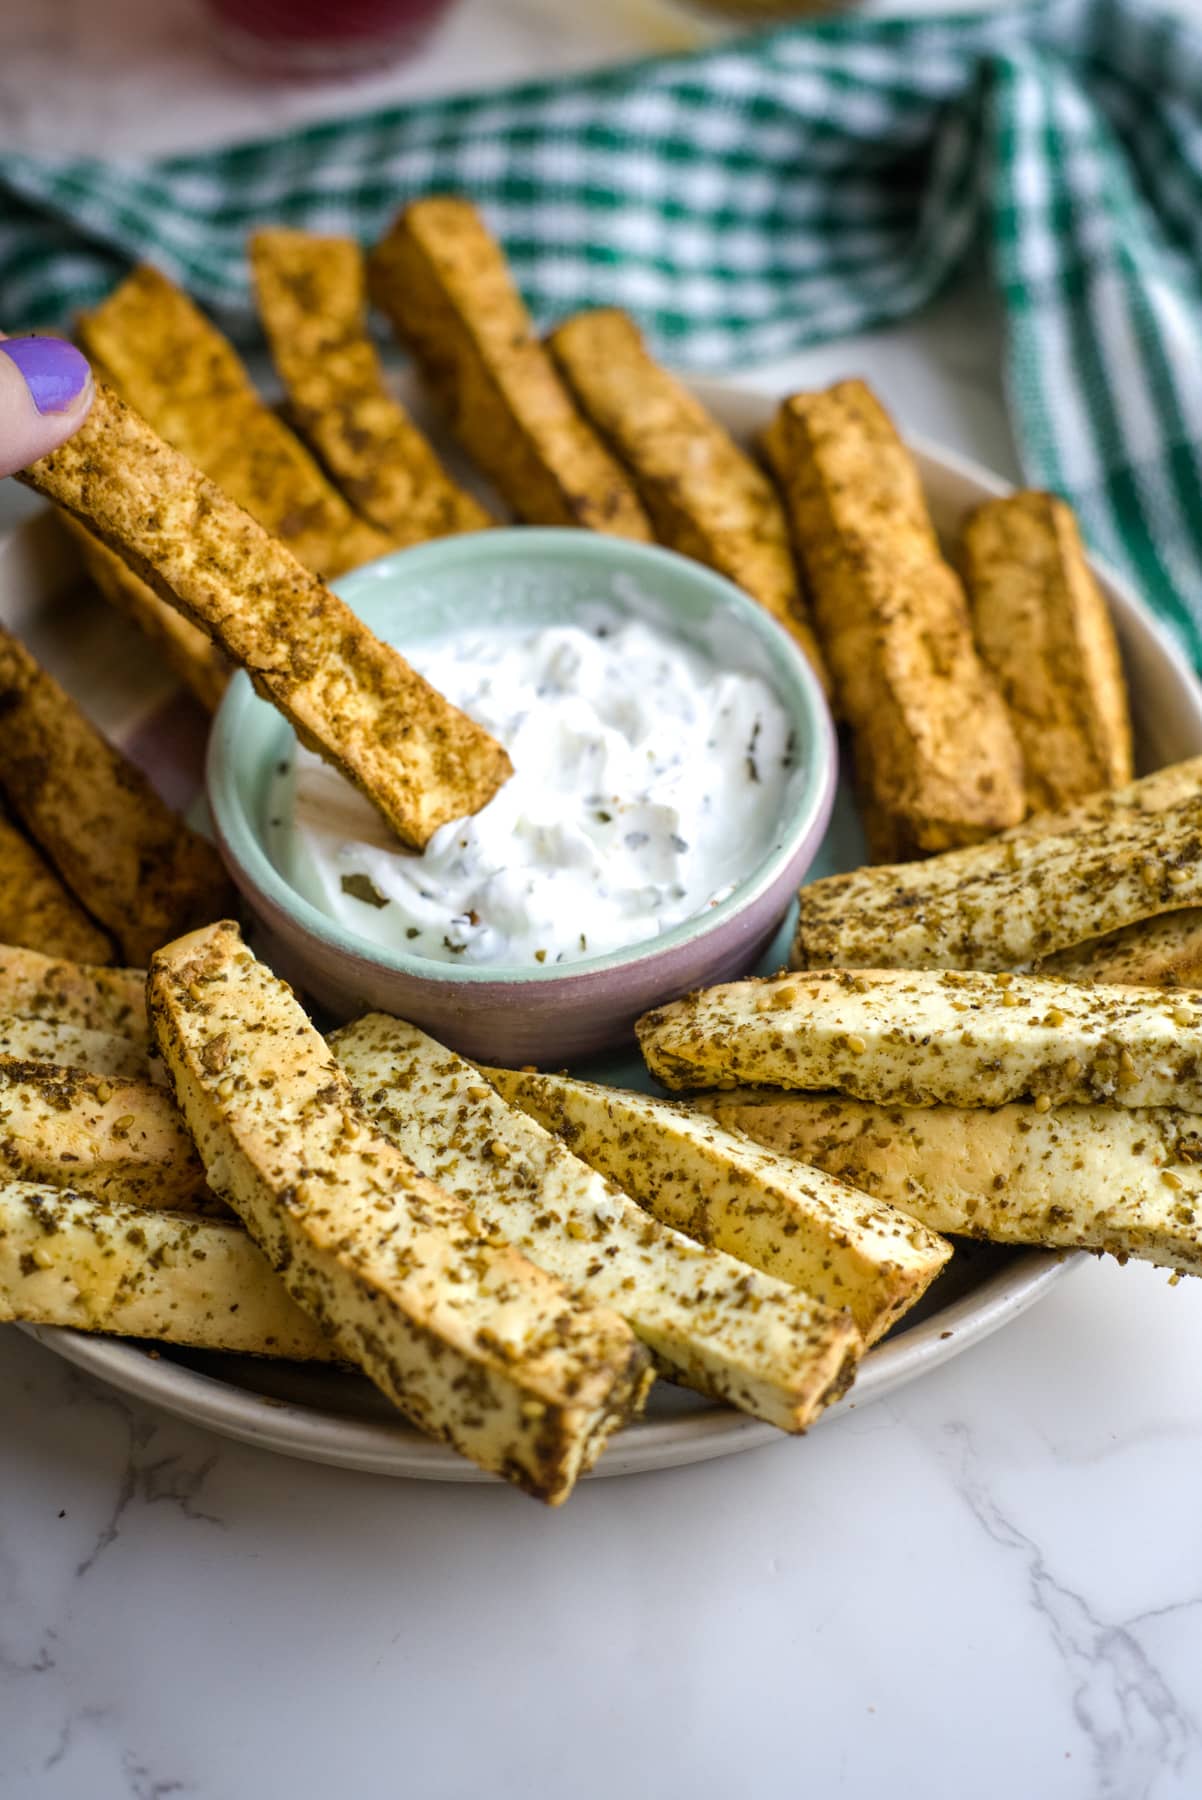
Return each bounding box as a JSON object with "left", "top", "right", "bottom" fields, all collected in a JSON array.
[{"left": 210, "top": 755, "right": 836, "bottom": 1066}]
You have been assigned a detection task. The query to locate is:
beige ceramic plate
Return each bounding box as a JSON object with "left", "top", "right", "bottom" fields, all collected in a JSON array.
[{"left": 11, "top": 375, "right": 1202, "bottom": 1482}]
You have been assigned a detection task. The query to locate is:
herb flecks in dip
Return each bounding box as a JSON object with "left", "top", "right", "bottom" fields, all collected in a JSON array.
[{"left": 268, "top": 605, "right": 796, "bottom": 968}]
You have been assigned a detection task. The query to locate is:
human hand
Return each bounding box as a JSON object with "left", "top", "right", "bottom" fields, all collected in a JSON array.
[{"left": 0, "top": 335, "right": 93, "bottom": 478}]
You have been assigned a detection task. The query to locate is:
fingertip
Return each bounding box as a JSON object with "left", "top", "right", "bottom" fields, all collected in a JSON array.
[
  {"left": 1, "top": 336, "right": 93, "bottom": 417},
  {"left": 0, "top": 336, "right": 94, "bottom": 476}
]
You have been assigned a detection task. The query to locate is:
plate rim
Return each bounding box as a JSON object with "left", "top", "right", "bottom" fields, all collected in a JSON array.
[
  {"left": 12, "top": 371, "right": 1202, "bottom": 1484},
  {"left": 23, "top": 1247, "right": 1074, "bottom": 1481}
]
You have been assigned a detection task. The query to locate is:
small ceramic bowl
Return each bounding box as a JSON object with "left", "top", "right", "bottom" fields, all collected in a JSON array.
[{"left": 206, "top": 528, "right": 836, "bottom": 1064}]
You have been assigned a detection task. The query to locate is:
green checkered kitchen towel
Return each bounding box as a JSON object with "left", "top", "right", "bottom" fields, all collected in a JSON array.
[{"left": 2, "top": 0, "right": 1202, "bottom": 662}]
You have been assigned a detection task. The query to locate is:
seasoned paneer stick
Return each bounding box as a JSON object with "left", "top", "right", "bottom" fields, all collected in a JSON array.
[
  {"left": 19, "top": 384, "right": 513, "bottom": 852},
  {"left": 756, "top": 415, "right": 790, "bottom": 492},
  {"left": 0, "top": 1064, "right": 210, "bottom": 1211},
  {"left": 0, "top": 812, "right": 113, "bottom": 964},
  {"left": 1038, "top": 908, "right": 1202, "bottom": 988},
  {"left": 0, "top": 1181, "right": 336, "bottom": 1359},
  {"left": 149, "top": 924, "right": 652, "bottom": 1503},
  {"left": 0, "top": 1016, "right": 152, "bottom": 1080},
  {"left": 333, "top": 1017, "right": 860, "bottom": 1429},
  {"left": 0, "top": 945, "right": 146, "bottom": 1049},
  {"left": 774, "top": 380, "right": 1024, "bottom": 855},
  {"left": 370, "top": 198, "right": 653, "bottom": 538},
  {"left": 694, "top": 1091, "right": 1202, "bottom": 1279},
  {"left": 63, "top": 518, "right": 230, "bottom": 712},
  {"left": 0, "top": 624, "right": 233, "bottom": 966},
  {"left": 961, "top": 491, "right": 1133, "bottom": 811},
  {"left": 249, "top": 228, "right": 491, "bottom": 544},
  {"left": 76, "top": 264, "right": 390, "bottom": 577},
  {"left": 482, "top": 1064, "right": 949, "bottom": 1347},
  {"left": 793, "top": 778, "right": 1202, "bottom": 974},
  {"left": 547, "top": 309, "right": 828, "bottom": 692},
  {"left": 1007, "top": 757, "right": 1202, "bottom": 837},
  {"left": 638, "top": 969, "right": 1202, "bottom": 1111}
]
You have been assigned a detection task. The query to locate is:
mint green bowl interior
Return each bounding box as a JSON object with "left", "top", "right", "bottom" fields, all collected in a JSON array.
[{"left": 206, "top": 528, "right": 835, "bottom": 994}]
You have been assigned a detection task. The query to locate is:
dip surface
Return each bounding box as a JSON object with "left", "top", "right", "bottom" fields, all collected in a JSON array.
[{"left": 267, "top": 604, "right": 796, "bottom": 968}]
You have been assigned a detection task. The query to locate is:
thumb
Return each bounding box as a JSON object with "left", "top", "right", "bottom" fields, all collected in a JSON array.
[{"left": 0, "top": 335, "right": 94, "bottom": 478}]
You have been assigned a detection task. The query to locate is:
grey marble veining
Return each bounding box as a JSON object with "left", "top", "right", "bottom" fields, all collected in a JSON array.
[
  {"left": 3, "top": 1258, "right": 1202, "bottom": 1800},
  {"left": 943, "top": 1420, "right": 1198, "bottom": 1797}
]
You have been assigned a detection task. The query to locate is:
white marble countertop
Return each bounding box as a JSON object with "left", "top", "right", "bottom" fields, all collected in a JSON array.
[{"left": 2, "top": 6, "right": 1202, "bottom": 1798}]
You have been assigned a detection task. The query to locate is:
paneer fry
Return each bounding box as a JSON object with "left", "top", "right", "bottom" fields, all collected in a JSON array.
[
  {"left": 19, "top": 384, "right": 513, "bottom": 851},
  {"left": 694, "top": 1091, "right": 1202, "bottom": 1278},
  {"left": 484, "top": 1064, "right": 949, "bottom": 1346},
  {"left": 333, "top": 1017, "right": 859, "bottom": 1430},
  {"left": 149, "top": 924, "right": 651, "bottom": 1503},
  {"left": 370, "top": 197, "right": 652, "bottom": 537},
  {"left": 62, "top": 517, "right": 230, "bottom": 712},
  {"left": 755, "top": 415, "right": 790, "bottom": 492},
  {"left": 548, "top": 309, "right": 828, "bottom": 690},
  {"left": 76, "top": 264, "right": 390, "bottom": 576},
  {"left": 793, "top": 785, "right": 1202, "bottom": 973},
  {"left": 1038, "top": 908, "right": 1202, "bottom": 988},
  {"left": 249, "top": 228, "right": 491, "bottom": 543},
  {"left": 0, "top": 946, "right": 146, "bottom": 1050},
  {"left": 0, "top": 624, "right": 233, "bottom": 965},
  {"left": 0, "top": 811, "right": 113, "bottom": 964},
  {"left": 961, "top": 491, "right": 1132, "bottom": 811},
  {"left": 0, "top": 1015, "right": 152, "bottom": 1080},
  {"left": 1004, "top": 756, "right": 1202, "bottom": 840},
  {"left": 0, "top": 1064, "right": 210, "bottom": 1211},
  {"left": 0, "top": 1181, "right": 336, "bottom": 1359},
  {"left": 774, "top": 380, "right": 1024, "bottom": 854},
  {"left": 638, "top": 969, "right": 1202, "bottom": 1110}
]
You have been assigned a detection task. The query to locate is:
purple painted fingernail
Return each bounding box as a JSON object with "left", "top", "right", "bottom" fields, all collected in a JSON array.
[{"left": 0, "top": 336, "right": 92, "bottom": 415}]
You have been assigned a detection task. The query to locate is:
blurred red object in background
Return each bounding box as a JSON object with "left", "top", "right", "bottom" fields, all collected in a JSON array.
[{"left": 202, "top": 0, "right": 457, "bottom": 76}]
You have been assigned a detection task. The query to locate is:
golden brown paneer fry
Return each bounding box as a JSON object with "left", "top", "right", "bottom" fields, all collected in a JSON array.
[
  {"left": 775, "top": 380, "right": 1024, "bottom": 855},
  {"left": 548, "top": 309, "right": 828, "bottom": 692},
  {"left": 0, "top": 624, "right": 233, "bottom": 965},
  {"left": 0, "top": 1062, "right": 210, "bottom": 1211},
  {"left": 0, "top": 812, "right": 113, "bottom": 964},
  {"left": 370, "top": 197, "right": 652, "bottom": 537},
  {"left": 0, "top": 1181, "right": 336, "bottom": 1359},
  {"left": 756, "top": 416, "right": 790, "bottom": 491},
  {"left": 149, "top": 923, "right": 651, "bottom": 1503},
  {"left": 0, "top": 1015, "right": 153, "bottom": 1080},
  {"left": 1037, "top": 908, "right": 1202, "bottom": 988},
  {"left": 757, "top": 411, "right": 837, "bottom": 702},
  {"left": 1003, "top": 756, "right": 1202, "bottom": 840},
  {"left": 76, "top": 264, "right": 391, "bottom": 576},
  {"left": 0, "top": 945, "right": 146, "bottom": 1048},
  {"left": 19, "top": 384, "right": 513, "bottom": 851},
  {"left": 961, "top": 491, "right": 1133, "bottom": 811},
  {"left": 62, "top": 517, "right": 230, "bottom": 712},
  {"left": 638, "top": 968, "right": 1202, "bottom": 1111},
  {"left": 793, "top": 782, "right": 1202, "bottom": 973},
  {"left": 483, "top": 1063, "right": 948, "bottom": 1348},
  {"left": 694, "top": 1091, "right": 1202, "bottom": 1278},
  {"left": 334, "top": 1017, "right": 861, "bottom": 1430},
  {"left": 249, "top": 228, "right": 491, "bottom": 543}
]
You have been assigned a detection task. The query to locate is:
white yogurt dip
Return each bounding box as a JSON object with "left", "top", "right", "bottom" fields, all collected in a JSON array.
[{"left": 266, "top": 603, "right": 797, "bottom": 969}]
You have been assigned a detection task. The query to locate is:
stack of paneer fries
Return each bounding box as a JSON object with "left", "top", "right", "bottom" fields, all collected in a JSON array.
[
  {"left": 39, "top": 193, "right": 1136, "bottom": 866},
  {"left": 0, "top": 925, "right": 960, "bottom": 1500},
  {"left": 1, "top": 190, "right": 1201, "bottom": 1502},
  {"left": 636, "top": 755, "right": 1202, "bottom": 1279},
  {"left": 0, "top": 627, "right": 231, "bottom": 963}
]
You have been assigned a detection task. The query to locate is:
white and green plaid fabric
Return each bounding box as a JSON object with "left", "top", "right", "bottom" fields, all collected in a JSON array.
[{"left": 2, "top": 0, "right": 1202, "bottom": 658}]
